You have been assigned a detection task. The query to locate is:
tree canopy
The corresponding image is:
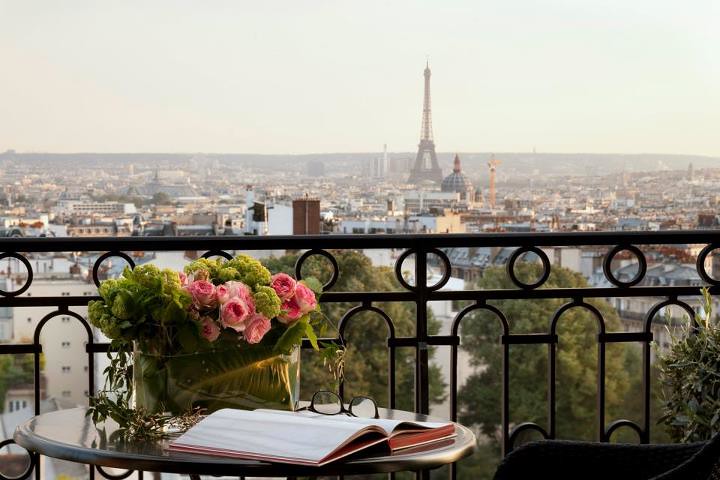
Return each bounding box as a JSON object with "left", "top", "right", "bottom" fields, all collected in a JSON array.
[
  {"left": 454, "top": 263, "right": 645, "bottom": 479},
  {"left": 263, "top": 250, "right": 445, "bottom": 411}
]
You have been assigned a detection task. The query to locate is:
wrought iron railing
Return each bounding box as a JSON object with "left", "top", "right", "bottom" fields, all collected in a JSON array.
[{"left": 1, "top": 231, "right": 719, "bottom": 480}]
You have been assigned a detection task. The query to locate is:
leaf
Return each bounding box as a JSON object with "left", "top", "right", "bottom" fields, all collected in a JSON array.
[
  {"left": 303, "top": 320, "right": 319, "bottom": 350},
  {"left": 177, "top": 323, "right": 199, "bottom": 353},
  {"left": 157, "top": 344, "right": 298, "bottom": 412},
  {"left": 273, "top": 320, "right": 306, "bottom": 355}
]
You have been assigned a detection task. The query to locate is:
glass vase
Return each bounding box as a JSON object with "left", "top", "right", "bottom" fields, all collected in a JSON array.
[{"left": 133, "top": 341, "right": 300, "bottom": 415}]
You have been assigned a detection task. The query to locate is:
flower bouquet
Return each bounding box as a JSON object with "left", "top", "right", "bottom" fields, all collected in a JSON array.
[{"left": 88, "top": 254, "right": 334, "bottom": 437}]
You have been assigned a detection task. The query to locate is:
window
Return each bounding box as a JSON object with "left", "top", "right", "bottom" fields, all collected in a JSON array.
[
  {"left": 84, "top": 365, "right": 89, "bottom": 372},
  {"left": 27, "top": 317, "right": 32, "bottom": 323},
  {"left": 62, "top": 366, "right": 71, "bottom": 373},
  {"left": 61, "top": 341, "right": 70, "bottom": 348},
  {"left": 62, "top": 391, "right": 71, "bottom": 397}
]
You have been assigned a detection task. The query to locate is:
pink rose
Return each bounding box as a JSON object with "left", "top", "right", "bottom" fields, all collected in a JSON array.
[
  {"left": 278, "top": 296, "right": 303, "bottom": 324},
  {"left": 294, "top": 283, "right": 317, "bottom": 314},
  {"left": 216, "top": 284, "right": 231, "bottom": 304},
  {"left": 186, "top": 280, "right": 217, "bottom": 308},
  {"left": 271, "top": 273, "right": 297, "bottom": 301},
  {"left": 217, "top": 281, "right": 255, "bottom": 312},
  {"left": 220, "top": 298, "right": 251, "bottom": 332},
  {"left": 244, "top": 314, "right": 271, "bottom": 344},
  {"left": 178, "top": 271, "right": 188, "bottom": 286},
  {"left": 200, "top": 316, "right": 221, "bottom": 342}
]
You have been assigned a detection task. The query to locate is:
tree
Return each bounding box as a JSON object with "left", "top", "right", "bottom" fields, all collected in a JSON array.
[
  {"left": 0, "top": 354, "right": 35, "bottom": 412},
  {"left": 263, "top": 250, "right": 445, "bottom": 411},
  {"left": 455, "top": 264, "right": 644, "bottom": 479},
  {"left": 150, "top": 192, "right": 172, "bottom": 205}
]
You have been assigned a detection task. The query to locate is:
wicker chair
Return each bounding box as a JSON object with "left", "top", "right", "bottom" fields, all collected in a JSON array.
[{"left": 493, "top": 434, "right": 720, "bottom": 480}]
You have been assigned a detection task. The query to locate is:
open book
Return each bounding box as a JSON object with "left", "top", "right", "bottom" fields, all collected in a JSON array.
[{"left": 168, "top": 408, "right": 456, "bottom": 466}]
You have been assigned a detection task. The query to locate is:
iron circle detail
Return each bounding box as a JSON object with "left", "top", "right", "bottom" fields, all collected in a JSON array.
[
  {"left": 604, "top": 419, "right": 644, "bottom": 443},
  {"left": 0, "top": 438, "right": 34, "bottom": 480},
  {"left": 426, "top": 248, "right": 451, "bottom": 291},
  {"left": 294, "top": 249, "right": 339, "bottom": 291},
  {"left": 394, "top": 249, "right": 417, "bottom": 291},
  {"left": 603, "top": 244, "right": 647, "bottom": 287},
  {"left": 506, "top": 246, "right": 551, "bottom": 290},
  {"left": 92, "top": 251, "right": 135, "bottom": 287},
  {"left": 0, "top": 252, "right": 33, "bottom": 297},
  {"left": 508, "top": 422, "right": 550, "bottom": 451},
  {"left": 696, "top": 243, "right": 720, "bottom": 285},
  {"left": 201, "top": 250, "right": 233, "bottom": 261},
  {"left": 96, "top": 466, "right": 135, "bottom": 480}
]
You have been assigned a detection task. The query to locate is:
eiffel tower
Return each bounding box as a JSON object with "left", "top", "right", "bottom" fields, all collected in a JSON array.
[{"left": 408, "top": 61, "right": 443, "bottom": 184}]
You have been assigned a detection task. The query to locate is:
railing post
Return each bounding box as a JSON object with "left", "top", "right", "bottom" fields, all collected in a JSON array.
[{"left": 415, "top": 247, "right": 430, "bottom": 415}]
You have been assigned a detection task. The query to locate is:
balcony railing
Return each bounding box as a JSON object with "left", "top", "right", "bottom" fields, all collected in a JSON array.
[{"left": 1, "top": 231, "right": 719, "bottom": 480}]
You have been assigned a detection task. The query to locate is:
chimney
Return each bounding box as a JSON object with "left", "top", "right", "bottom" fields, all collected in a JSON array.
[{"left": 293, "top": 197, "right": 321, "bottom": 235}]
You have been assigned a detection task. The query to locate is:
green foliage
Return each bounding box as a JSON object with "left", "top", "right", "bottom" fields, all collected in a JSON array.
[
  {"left": 185, "top": 255, "right": 272, "bottom": 288},
  {"left": 88, "top": 264, "right": 192, "bottom": 350},
  {"left": 0, "top": 354, "right": 37, "bottom": 412},
  {"left": 150, "top": 192, "right": 173, "bottom": 205},
  {"left": 658, "top": 288, "right": 720, "bottom": 442},
  {"left": 458, "top": 264, "right": 638, "bottom": 458},
  {"left": 262, "top": 250, "right": 445, "bottom": 411}
]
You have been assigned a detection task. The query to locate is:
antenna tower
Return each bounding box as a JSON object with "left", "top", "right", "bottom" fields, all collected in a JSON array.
[{"left": 488, "top": 154, "right": 501, "bottom": 209}]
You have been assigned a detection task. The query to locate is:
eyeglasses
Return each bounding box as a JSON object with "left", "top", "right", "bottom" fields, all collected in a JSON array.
[{"left": 298, "top": 390, "right": 379, "bottom": 419}]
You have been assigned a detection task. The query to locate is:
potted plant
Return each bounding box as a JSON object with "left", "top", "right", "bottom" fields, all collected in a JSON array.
[
  {"left": 658, "top": 288, "right": 720, "bottom": 442},
  {"left": 87, "top": 254, "right": 339, "bottom": 438}
]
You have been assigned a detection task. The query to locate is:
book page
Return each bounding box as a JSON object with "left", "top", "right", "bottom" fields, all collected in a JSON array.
[
  {"left": 169, "top": 408, "right": 381, "bottom": 464},
  {"left": 257, "top": 408, "right": 451, "bottom": 436}
]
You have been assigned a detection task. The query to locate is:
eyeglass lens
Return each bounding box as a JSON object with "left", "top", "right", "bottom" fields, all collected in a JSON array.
[
  {"left": 349, "top": 396, "right": 377, "bottom": 418},
  {"left": 311, "top": 391, "right": 343, "bottom": 415}
]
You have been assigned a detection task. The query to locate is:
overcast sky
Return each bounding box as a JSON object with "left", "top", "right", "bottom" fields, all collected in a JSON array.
[{"left": 1, "top": 1, "right": 718, "bottom": 156}]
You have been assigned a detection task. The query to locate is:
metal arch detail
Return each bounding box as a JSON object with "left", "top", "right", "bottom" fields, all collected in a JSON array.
[
  {"left": 508, "top": 422, "right": 550, "bottom": 451},
  {"left": 294, "top": 249, "right": 339, "bottom": 291},
  {"left": 92, "top": 251, "right": 135, "bottom": 287},
  {"left": 449, "top": 301, "right": 510, "bottom": 454},
  {"left": 506, "top": 246, "right": 551, "bottom": 290},
  {"left": 603, "top": 244, "right": 647, "bottom": 288},
  {"left": 33, "top": 309, "right": 94, "bottom": 347},
  {"left": 201, "top": 250, "right": 233, "bottom": 261},
  {"left": 643, "top": 298, "right": 696, "bottom": 333},
  {"left": 0, "top": 438, "right": 35, "bottom": 480},
  {"left": 0, "top": 252, "right": 33, "bottom": 297},
  {"left": 450, "top": 302, "right": 510, "bottom": 338},
  {"left": 550, "top": 300, "right": 607, "bottom": 336},
  {"left": 696, "top": 243, "right": 720, "bottom": 285},
  {"left": 338, "top": 304, "right": 397, "bottom": 340},
  {"left": 604, "top": 419, "right": 644, "bottom": 442},
  {"left": 336, "top": 304, "right": 397, "bottom": 408}
]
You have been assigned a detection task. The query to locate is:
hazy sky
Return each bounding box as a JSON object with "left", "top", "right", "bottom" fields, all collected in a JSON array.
[{"left": 1, "top": 1, "right": 718, "bottom": 155}]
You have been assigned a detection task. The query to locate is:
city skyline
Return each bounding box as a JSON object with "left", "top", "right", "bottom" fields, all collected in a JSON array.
[{"left": 1, "top": 1, "right": 718, "bottom": 156}]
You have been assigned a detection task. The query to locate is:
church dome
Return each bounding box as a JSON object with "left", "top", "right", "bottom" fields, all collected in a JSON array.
[{"left": 441, "top": 154, "right": 474, "bottom": 198}]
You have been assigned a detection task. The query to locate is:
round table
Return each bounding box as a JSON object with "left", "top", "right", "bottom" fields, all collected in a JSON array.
[{"left": 14, "top": 407, "right": 476, "bottom": 478}]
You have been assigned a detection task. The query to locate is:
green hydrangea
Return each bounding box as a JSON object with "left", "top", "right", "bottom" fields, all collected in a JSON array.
[
  {"left": 88, "top": 300, "right": 124, "bottom": 340},
  {"left": 226, "top": 255, "right": 272, "bottom": 287},
  {"left": 184, "top": 258, "right": 223, "bottom": 281},
  {"left": 110, "top": 290, "right": 135, "bottom": 320},
  {"left": 253, "top": 285, "right": 281, "bottom": 319}
]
